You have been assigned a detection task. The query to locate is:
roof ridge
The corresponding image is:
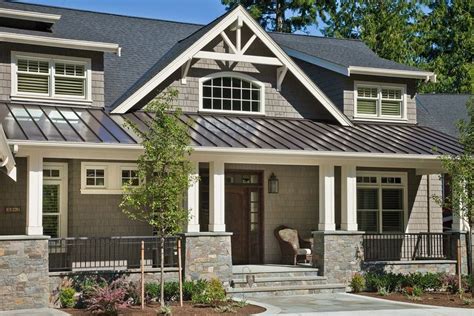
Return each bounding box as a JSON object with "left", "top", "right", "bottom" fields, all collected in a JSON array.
[
  {"left": 270, "top": 31, "right": 363, "bottom": 42},
  {"left": 418, "top": 93, "right": 473, "bottom": 96},
  {"left": 8, "top": 0, "right": 206, "bottom": 27}
]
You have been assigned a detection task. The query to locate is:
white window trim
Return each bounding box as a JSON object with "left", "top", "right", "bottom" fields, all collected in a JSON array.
[
  {"left": 198, "top": 71, "right": 265, "bottom": 115},
  {"left": 353, "top": 81, "right": 407, "bottom": 121},
  {"left": 43, "top": 162, "right": 68, "bottom": 238},
  {"left": 11, "top": 51, "right": 92, "bottom": 104},
  {"left": 81, "top": 162, "right": 138, "bottom": 194},
  {"left": 120, "top": 166, "right": 140, "bottom": 187},
  {"left": 357, "top": 171, "right": 408, "bottom": 233}
]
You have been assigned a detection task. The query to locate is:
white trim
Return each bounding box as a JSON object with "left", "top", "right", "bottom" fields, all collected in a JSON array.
[
  {"left": 354, "top": 81, "right": 407, "bottom": 121},
  {"left": 26, "top": 153, "right": 43, "bottom": 235},
  {"left": 209, "top": 160, "right": 226, "bottom": 232},
  {"left": 356, "top": 171, "right": 408, "bottom": 233},
  {"left": 42, "top": 162, "right": 68, "bottom": 238},
  {"left": 11, "top": 51, "right": 92, "bottom": 103},
  {"left": 349, "top": 66, "right": 436, "bottom": 82},
  {"left": 198, "top": 71, "right": 265, "bottom": 115},
  {"left": 194, "top": 51, "right": 283, "bottom": 66},
  {"left": 284, "top": 47, "right": 349, "bottom": 76},
  {"left": 318, "top": 164, "right": 336, "bottom": 231},
  {"left": 111, "top": 6, "right": 352, "bottom": 126},
  {"left": 0, "top": 8, "right": 61, "bottom": 24},
  {"left": 0, "top": 32, "right": 120, "bottom": 54},
  {"left": 0, "top": 124, "right": 16, "bottom": 181},
  {"left": 80, "top": 161, "right": 138, "bottom": 194}
]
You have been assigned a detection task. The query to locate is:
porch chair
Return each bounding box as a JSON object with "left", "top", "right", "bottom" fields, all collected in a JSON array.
[{"left": 274, "top": 225, "right": 313, "bottom": 265}]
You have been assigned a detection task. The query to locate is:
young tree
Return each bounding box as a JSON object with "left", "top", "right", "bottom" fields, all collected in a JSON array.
[
  {"left": 221, "top": 0, "right": 333, "bottom": 33},
  {"left": 435, "top": 97, "right": 473, "bottom": 293},
  {"left": 120, "top": 90, "right": 197, "bottom": 306}
]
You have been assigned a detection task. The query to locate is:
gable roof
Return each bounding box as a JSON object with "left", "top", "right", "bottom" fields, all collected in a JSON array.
[
  {"left": 417, "top": 94, "right": 471, "bottom": 138},
  {"left": 0, "top": 1, "right": 432, "bottom": 112}
]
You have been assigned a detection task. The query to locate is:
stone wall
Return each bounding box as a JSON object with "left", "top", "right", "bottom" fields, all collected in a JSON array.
[
  {"left": 363, "top": 261, "right": 456, "bottom": 275},
  {"left": 0, "top": 236, "right": 50, "bottom": 311},
  {"left": 182, "top": 233, "right": 232, "bottom": 284}
]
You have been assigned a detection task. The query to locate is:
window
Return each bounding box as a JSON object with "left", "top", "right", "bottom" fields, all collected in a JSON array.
[
  {"left": 200, "top": 73, "right": 264, "bottom": 114},
  {"left": 42, "top": 163, "right": 68, "bottom": 239},
  {"left": 121, "top": 168, "right": 139, "bottom": 186},
  {"left": 357, "top": 173, "right": 407, "bottom": 233},
  {"left": 355, "top": 83, "right": 405, "bottom": 120},
  {"left": 12, "top": 52, "right": 91, "bottom": 102},
  {"left": 85, "top": 168, "right": 105, "bottom": 187}
]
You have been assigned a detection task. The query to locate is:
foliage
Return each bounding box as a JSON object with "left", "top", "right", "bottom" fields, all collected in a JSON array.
[
  {"left": 192, "top": 278, "right": 227, "bottom": 307},
  {"left": 377, "top": 287, "right": 389, "bottom": 296},
  {"left": 84, "top": 279, "right": 130, "bottom": 315},
  {"left": 59, "top": 287, "right": 76, "bottom": 308},
  {"left": 159, "top": 305, "right": 172, "bottom": 315},
  {"left": 365, "top": 272, "right": 446, "bottom": 293},
  {"left": 145, "top": 279, "right": 210, "bottom": 302},
  {"left": 221, "top": 0, "right": 332, "bottom": 33},
  {"left": 365, "top": 272, "right": 403, "bottom": 293},
  {"left": 350, "top": 273, "right": 365, "bottom": 293}
]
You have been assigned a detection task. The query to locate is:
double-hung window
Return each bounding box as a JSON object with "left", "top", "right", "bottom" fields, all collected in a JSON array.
[
  {"left": 355, "top": 82, "right": 405, "bottom": 120},
  {"left": 12, "top": 52, "right": 91, "bottom": 102},
  {"left": 357, "top": 172, "right": 407, "bottom": 233}
]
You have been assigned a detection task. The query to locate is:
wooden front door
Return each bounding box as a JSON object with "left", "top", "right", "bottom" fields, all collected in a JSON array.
[{"left": 225, "top": 172, "right": 263, "bottom": 265}]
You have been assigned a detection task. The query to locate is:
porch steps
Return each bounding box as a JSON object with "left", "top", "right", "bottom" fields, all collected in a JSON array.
[{"left": 228, "top": 265, "right": 346, "bottom": 297}]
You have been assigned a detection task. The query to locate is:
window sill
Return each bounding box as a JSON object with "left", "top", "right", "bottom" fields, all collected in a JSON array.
[
  {"left": 198, "top": 109, "right": 265, "bottom": 116},
  {"left": 11, "top": 95, "right": 93, "bottom": 106},
  {"left": 80, "top": 188, "right": 123, "bottom": 195},
  {"left": 352, "top": 117, "right": 408, "bottom": 124}
]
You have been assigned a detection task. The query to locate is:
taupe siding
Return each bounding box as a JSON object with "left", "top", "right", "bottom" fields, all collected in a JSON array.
[
  {"left": 0, "top": 157, "right": 27, "bottom": 235},
  {"left": 294, "top": 59, "right": 418, "bottom": 124},
  {"left": 0, "top": 43, "right": 105, "bottom": 107}
]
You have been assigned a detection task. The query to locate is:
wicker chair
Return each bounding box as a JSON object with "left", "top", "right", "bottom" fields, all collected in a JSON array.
[{"left": 274, "top": 225, "right": 313, "bottom": 265}]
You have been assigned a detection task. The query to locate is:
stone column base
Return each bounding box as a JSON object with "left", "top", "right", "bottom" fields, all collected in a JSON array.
[
  {"left": 312, "top": 231, "right": 364, "bottom": 284},
  {"left": 182, "top": 232, "right": 232, "bottom": 284}
]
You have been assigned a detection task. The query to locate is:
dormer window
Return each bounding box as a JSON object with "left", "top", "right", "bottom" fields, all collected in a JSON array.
[
  {"left": 354, "top": 82, "right": 406, "bottom": 121},
  {"left": 199, "top": 72, "right": 264, "bottom": 114},
  {"left": 12, "top": 52, "right": 91, "bottom": 104}
]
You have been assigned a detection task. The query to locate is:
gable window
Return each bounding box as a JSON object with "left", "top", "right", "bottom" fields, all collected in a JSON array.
[
  {"left": 85, "top": 168, "right": 106, "bottom": 187},
  {"left": 355, "top": 82, "right": 405, "bottom": 120},
  {"left": 121, "top": 168, "right": 139, "bottom": 186},
  {"left": 357, "top": 172, "right": 407, "bottom": 233},
  {"left": 12, "top": 52, "right": 91, "bottom": 103},
  {"left": 200, "top": 73, "right": 264, "bottom": 114}
]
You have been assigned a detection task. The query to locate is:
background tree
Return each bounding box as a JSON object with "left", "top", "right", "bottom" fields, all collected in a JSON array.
[
  {"left": 417, "top": 0, "right": 473, "bottom": 93},
  {"left": 221, "top": 0, "right": 333, "bottom": 33},
  {"left": 120, "top": 90, "right": 197, "bottom": 306}
]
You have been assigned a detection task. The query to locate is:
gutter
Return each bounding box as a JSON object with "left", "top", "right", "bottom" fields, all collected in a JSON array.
[{"left": 348, "top": 66, "right": 436, "bottom": 82}]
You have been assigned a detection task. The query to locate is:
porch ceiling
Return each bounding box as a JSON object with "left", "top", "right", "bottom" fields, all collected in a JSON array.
[{"left": 1, "top": 102, "right": 462, "bottom": 156}]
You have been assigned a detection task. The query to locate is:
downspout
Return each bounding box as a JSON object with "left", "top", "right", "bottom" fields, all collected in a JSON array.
[{"left": 427, "top": 175, "right": 431, "bottom": 233}]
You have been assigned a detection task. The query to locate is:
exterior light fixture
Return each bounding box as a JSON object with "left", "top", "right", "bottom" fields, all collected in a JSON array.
[{"left": 268, "top": 173, "right": 279, "bottom": 194}]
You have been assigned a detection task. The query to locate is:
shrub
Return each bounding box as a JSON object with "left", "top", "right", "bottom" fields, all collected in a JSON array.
[
  {"left": 59, "top": 287, "right": 76, "bottom": 308},
  {"left": 350, "top": 273, "right": 365, "bottom": 293},
  {"left": 85, "top": 279, "right": 129, "bottom": 315},
  {"left": 365, "top": 272, "right": 402, "bottom": 293},
  {"left": 441, "top": 274, "right": 461, "bottom": 293},
  {"left": 377, "top": 287, "right": 389, "bottom": 296},
  {"left": 412, "top": 286, "right": 423, "bottom": 297},
  {"left": 192, "top": 278, "right": 226, "bottom": 307},
  {"left": 145, "top": 282, "right": 160, "bottom": 302}
]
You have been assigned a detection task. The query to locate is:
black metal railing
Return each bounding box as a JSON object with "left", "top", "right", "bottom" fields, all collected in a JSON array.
[
  {"left": 48, "top": 236, "right": 179, "bottom": 272},
  {"left": 363, "top": 233, "right": 455, "bottom": 262}
]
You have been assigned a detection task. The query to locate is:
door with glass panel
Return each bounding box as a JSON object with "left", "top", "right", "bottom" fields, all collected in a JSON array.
[{"left": 43, "top": 163, "right": 68, "bottom": 238}]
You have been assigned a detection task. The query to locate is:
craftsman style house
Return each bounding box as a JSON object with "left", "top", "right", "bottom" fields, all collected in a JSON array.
[{"left": 0, "top": 1, "right": 469, "bottom": 308}]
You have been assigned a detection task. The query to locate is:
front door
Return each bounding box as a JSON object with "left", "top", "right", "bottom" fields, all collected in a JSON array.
[
  {"left": 225, "top": 172, "right": 263, "bottom": 264},
  {"left": 42, "top": 163, "right": 68, "bottom": 238}
]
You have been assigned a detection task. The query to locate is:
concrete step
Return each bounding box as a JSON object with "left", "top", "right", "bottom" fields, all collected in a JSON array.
[
  {"left": 232, "top": 269, "right": 320, "bottom": 279},
  {"left": 227, "top": 283, "right": 347, "bottom": 297},
  {"left": 231, "top": 276, "right": 328, "bottom": 288}
]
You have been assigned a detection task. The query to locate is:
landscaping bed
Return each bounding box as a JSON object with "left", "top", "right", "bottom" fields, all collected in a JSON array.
[
  {"left": 359, "top": 292, "right": 474, "bottom": 309},
  {"left": 350, "top": 271, "right": 473, "bottom": 309}
]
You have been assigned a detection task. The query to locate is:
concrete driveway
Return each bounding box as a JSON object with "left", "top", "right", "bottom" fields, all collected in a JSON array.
[{"left": 246, "top": 293, "right": 474, "bottom": 315}]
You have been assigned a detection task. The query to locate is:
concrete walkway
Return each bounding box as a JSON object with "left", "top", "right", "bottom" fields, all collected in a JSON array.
[
  {"left": 248, "top": 293, "right": 474, "bottom": 315},
  {"left": 0, "top": 308, "right": 69, "bottom": 316}
]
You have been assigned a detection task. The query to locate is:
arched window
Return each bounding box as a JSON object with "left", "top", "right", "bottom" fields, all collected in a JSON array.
[{"left": 200, "top": 73, "right": 264, "bottom": 114}]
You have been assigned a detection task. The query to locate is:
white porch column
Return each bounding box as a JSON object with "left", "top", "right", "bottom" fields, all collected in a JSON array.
[
  {"left": 318, "top": 164, "right": 335, "bottom": 231},
  {"left": 341, "top": 165, "right": 358, "bottom": 231},
  {"left": 209, "top": 160, "right": 225, "bottom": 232},
  {"left": 187, "top": 161, "right": 200, "bottom": 232},
  {"left": 26, "top": 154, "right": 43, "bottom": 235}
]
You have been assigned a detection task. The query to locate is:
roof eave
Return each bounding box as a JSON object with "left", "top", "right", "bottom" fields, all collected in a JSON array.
[
  {"left": 0, "top": 8, "right": 61, "bottom": 24},
  {"left": 0, "top": 32, "right": 121, "bottom": 55},
  {"left": 348, "top": 66, "right": 436, "bottom": 82}
]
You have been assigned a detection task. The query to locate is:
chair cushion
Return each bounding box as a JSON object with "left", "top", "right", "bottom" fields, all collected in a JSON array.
[
  {"left": 278, "top": 228, "right": 300, "bottom": 249},
  {"left": 297, "top": 248, "right": 311, "bottom": 255}
]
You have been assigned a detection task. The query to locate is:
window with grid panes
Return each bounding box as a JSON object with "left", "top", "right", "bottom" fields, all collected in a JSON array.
[
  {"left": 201, "top": 75, "right": 262, "bottom": 113},
  {"left": 356, "top": 84, "right": 404, "bottom": 119},
  {"left": 85, "top": 168, "right": 105, "bottom": 187}
]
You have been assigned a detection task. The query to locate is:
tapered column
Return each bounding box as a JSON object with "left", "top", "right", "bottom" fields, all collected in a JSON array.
[
  {"left": 187, "top": 161, "right": 200, "bottom": 232},
  {"left": 209, "top": 160, "right": 225, "bottom": 232},
  {"left": 318, "top": 164, "right": 336, "bottom": 231},
  {"left": 26, "top": 154, "right": 43, "bottom": 235},
  {"left": 341, "top": 165, "right": 358, "bottom": 231}
]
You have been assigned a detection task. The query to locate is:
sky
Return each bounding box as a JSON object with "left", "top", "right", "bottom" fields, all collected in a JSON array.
[{"left": 21, "top": 0, "right": 322, "bottom": 35}]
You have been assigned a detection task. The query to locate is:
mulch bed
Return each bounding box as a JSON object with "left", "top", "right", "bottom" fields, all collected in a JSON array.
[
  {"left": 358, "top": 292, "right": 474, "bottom": 309},
  {"left": 61, "top": 301, "right": 266, "bottom": 315}
]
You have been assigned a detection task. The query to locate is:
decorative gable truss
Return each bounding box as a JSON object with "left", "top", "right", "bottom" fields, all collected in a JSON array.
[{"left": 112, "top": 6, "right": 352, "bottom": 126}]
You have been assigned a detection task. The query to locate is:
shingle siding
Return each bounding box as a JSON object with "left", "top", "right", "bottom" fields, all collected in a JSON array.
[{"left": 0, "top": 43, "right": 105, "bottom": 107}]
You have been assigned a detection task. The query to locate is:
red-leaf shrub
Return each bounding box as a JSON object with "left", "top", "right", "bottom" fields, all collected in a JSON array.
[{"left": 85, "top": 279, "right": 129, "bottom": 315}]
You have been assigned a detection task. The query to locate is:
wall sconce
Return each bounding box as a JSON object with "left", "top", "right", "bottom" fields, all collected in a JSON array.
[{"left": 268, "top": 173, "right": 279, "bottom": 194}]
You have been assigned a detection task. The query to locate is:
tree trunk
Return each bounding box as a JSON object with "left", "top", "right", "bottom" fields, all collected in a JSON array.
[
  {"left": 469, "top": 224, "right": 473, "bottom": 297},
  {"left": 275, "top": 0, "right": 285, "bottom": 32},
  {"left": 160, "top": 236, "right": 165, "bottom": 306}
]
